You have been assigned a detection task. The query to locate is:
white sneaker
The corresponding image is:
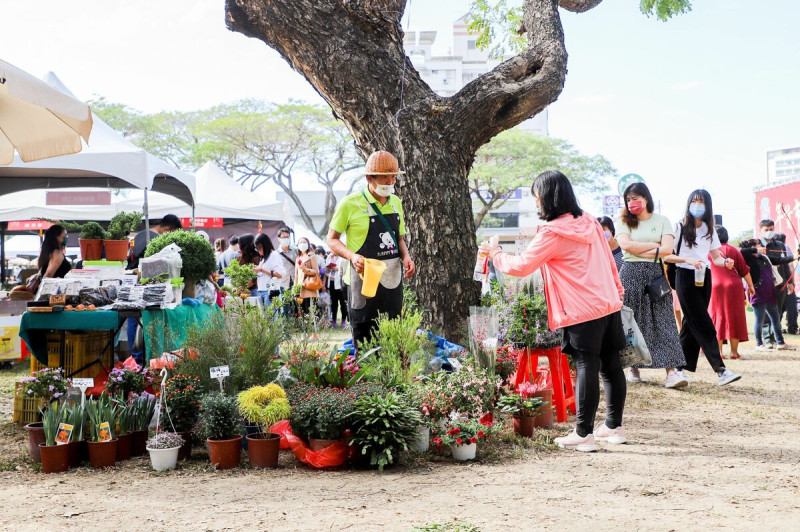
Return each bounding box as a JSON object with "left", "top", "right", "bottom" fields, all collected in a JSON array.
[
  {"left": 677, "top": 369, "right": 692, "bottom": 383},
  {"left": 554, "top": 430, "right": 598, "bottom": 452},
  {"left": 626, "top": 367, "right": 642, "bottom": 383},
  {"left": 594, "top": 424, "right": 627, "bottom": 444},
  {"left": 664, "top": 370, "right": 688, "bottom": 389},
  {"left": 755, "top": 344, "right": 772, "bottom": 352},
  {"left": 775, "top": 343, "right": 789, "bottom": 351},
  {"left": 717, "top": 368, "right": 742, "bottom": 386}
]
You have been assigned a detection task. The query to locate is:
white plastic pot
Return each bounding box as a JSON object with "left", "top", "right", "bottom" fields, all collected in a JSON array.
[
  {"left": 450, "top": 442, "right": 477, "bottom": 461},
  {"left": 413, "top": 426, "right": 430, "bottom": 452},
  {"left": 147, "top": 446, "right": 180, "bottom": 471}
]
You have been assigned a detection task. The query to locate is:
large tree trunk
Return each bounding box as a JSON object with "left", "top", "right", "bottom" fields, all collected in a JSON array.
[{"left": 225, "top": 0, "right": 592, "bottom": 339}]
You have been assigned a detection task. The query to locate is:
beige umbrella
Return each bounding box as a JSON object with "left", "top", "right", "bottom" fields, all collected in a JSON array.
[{"left": 0, "top": 59, "right": 93, "bottom": 164}]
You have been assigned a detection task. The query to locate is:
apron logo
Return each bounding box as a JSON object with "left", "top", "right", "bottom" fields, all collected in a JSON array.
[{"left": 379, "top": 232, "right": 396, "bottom": 250}]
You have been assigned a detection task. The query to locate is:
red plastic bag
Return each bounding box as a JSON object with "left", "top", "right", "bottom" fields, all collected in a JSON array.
[
  {"left": 269, "top": 420, "right": 292, "bottom": 450},
  {"left": 270, "top": 421, "right": 348, "bottom": 468}
]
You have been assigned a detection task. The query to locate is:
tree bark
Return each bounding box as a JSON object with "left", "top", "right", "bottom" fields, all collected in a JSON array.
[{"left": 225, "top": 0, "right": 593, "bottom": 339}]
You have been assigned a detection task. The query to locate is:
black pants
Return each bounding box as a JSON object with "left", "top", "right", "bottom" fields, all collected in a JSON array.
[
  {"left": 329, "top": 286, "right": 347, "bottom": 323},
  {"left": 785, "top": 291, "right": 798, "bottom": 334},
  {"left": 561, "top": 311, "right": 627, "bottom": 437},
  {"left": 675, "top": 268, "right": 725, "bottom": 373}
]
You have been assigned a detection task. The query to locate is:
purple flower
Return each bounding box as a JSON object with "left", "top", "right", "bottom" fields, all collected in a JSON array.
[
  {"left": 48, "top": 385, "right": 55, "bottom": 392},
  {"left": 53, "top": 392, "right": 62, "bottom": 399},
  {"left": 27, "top": 389, "right": 33, "bottom": 395}
]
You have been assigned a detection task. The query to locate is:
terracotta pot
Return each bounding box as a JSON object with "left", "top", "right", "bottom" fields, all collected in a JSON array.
[
  {"left": 67, "top": 440, "right": 87, "bottom": 468},
  {"left": 116, "top": 433, "right": 132, "bottom": 461},
  {"left": 242, "top": 424, "right": 261, "bottom": 450},
  {"left": 103, "top": 239, "right": 130, "bottom": 262},
  {"left": 512, "top": 415, "right": 535, "bottom": 438},
  {"left": 246, "top": 433, "right": 280, "bottom": 469},
  {"left": 78, "top": 239, "right": 103, "bottom": 261},
  {"left": 308, "top": 438, "right": 339, "bottom": 452},
  {"left": 177, "top": 431, "right": 192, "bottom": 461},
  {"left": 207, "top": 436, "right": 242, "bottom": 470},
  {"left": 88, "top": 439, "right": 118, "bottom": 468},
  {"left": 25, "top": 422, "right": 45, "bottom": 463},
  {"left": 532, "top": 389, "right": 554, "bottom": 429},
  {"left": 130, "top": 430, "right": 148, "bottom": 457},
  {"left": 39, "top": 444, "right": 70, "bottom": 473}
]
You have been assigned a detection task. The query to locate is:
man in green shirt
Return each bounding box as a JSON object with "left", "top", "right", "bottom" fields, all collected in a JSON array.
[{"left": 327, "top": 151, "right": 416, "bottom": 347}]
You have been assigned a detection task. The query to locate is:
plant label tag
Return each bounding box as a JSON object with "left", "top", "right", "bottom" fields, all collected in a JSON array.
[
  {"left": 129, "top": 285, "right": 145, "bottom": 300},
  {"left": 210, "top": 366, "right": 230, "bottom": 378},
  {"left": 447, "top": 357, "right": 463, "bottom": 371},
  {"left": 98, "top": 421, "right": 112, "bottom": 442},
  {"left": 56, "top": 423, "right": 73, "bottom": 445},
  {"left": 72, "top": 378, "right": 94, "bottom": 389}
]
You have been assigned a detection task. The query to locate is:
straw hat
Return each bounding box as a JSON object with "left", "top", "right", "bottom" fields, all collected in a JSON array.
[{"left": 365, "top": 151, "right": 405, "bottom": 176}]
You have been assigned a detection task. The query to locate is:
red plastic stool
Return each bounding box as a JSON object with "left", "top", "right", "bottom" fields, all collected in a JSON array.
[{"left": 514, "top": 347, "right": 576, "bottom": 423}]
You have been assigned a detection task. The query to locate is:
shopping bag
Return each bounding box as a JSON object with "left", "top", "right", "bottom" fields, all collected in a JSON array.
[{"left": 618, "top": 306, "right": 652, "bottom": 368}]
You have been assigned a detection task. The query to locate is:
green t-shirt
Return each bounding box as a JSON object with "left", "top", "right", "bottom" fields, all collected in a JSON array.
[
  {"left": 616, "top": 213, "right": 673, "bottom": 262},
  {"left": 329, "top": 188, "right": 406, "bottom": 282}
]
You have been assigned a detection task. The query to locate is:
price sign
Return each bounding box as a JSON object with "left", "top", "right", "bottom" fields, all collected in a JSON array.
[
  {"left": 72, "top": 378, "right": 94, "bottom": 389},
  {"left": 210, "top": 366, "right": 230, "bottom": 379}
]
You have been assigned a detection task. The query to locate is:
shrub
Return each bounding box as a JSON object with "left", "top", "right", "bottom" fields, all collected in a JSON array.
[
  {"left": 287, "top": 382, "right": 384, "bottom": 441},
  {"left": 361, "top": 308, "right": 433, "bottom": 387},
  {"left": 105, "top": 365, "right": 153, "bottom": 399},
  {"left": 237, "top": 384, "right": 291, "bottom": 429},
  {"left": 106, "top": 211, "right": 142, "bottom": 240},
  {"left": 20, "top": 367, "right": 69, "bottom": 401},
  {"left": 198, "top": 393, "right": 241, "bottom": 441},
  {"left": 164, "top": 373, "right": 203, "bottom": 432},
  {"left": 348, "top": 392, "right": 421, "bottom": 470},
  {"left": 144, "top": 230, "right": 216, "bottom": 281},
  {"left": 428, "top": 364, "right": 500, "bottom": 418}
]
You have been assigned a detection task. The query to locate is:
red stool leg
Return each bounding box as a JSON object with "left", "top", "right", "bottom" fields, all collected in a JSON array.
[
  {"left": 560, "top": 351, "right": 576, "bottom": 414},
  {"left": 547, "top": 349, "right": 567, "bottom": 423}
]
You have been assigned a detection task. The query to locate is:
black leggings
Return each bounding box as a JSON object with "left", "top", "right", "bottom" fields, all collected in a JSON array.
[
  {"left": 329, "top": 286, "right": 347, "bottom": 323},
  {"left": 675, "top": 268, "right": 725, "bottom": 373},
  {"left": 562, "top": 311, "right": 627, "bottom": 437}
]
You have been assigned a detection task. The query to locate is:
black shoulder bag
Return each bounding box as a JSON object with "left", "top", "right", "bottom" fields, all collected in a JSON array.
[
  {"left": 646, "top": 249, "right": 671, "bottom": 300},
  {"left": 666, "top": 223, "right": 683, "bottom": 290},
  {"left": 362, "top": 191, "right": 398, "bottom": 249},
  {"left": 279, "top": 252, "right": 295, "bottom": 287}
]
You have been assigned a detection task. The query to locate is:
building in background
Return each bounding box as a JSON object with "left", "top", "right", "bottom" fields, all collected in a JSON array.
[{"left": 767, "top": 146, "right": 800, "bottom": 183}]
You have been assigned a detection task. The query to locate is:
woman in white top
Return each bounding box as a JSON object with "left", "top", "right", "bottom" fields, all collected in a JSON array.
[
  {"left": 670, "top": 189, "right": 741, "bottom": 387},
  {"left": 253, "top": 233, "right": 285, "bottom": 307}
]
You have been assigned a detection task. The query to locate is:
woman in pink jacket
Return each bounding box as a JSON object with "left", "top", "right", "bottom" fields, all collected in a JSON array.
[{"left": 482, "top": 171, "right": 627, "bottom": 452}]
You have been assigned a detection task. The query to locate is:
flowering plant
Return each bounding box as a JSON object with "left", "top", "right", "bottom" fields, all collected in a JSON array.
[
  {"left": 146, "top": 431, "right": 185, "bottom": 450},
  {"left": 163, "top": 373, "right": 203, "bottom": 432},
  {"left": 105, "top": 365, "right": 154, "bottom": 399},
  {"left": 497, "top": 382, "right": 546, "bottom": 417},
  {"left": 429, "top": 364, "right": 500, "bottom": 418},
  {"left": 484, "top": 281, "right": 561, "bottom": 348},
  {"left": 495, "top": 345, "right": 518, "bottom": 384},
  {"left": 433, "top": 417, "right": 494, "bottom": 449},
  {"left": 286, "top": 381, "right": 383, "bottom": 441},
  {"left": 283, "top": 345, "right": 372, "bottom": 388},
  {"left": 21, "top": 367, "right": 69, "bottom": 401}
]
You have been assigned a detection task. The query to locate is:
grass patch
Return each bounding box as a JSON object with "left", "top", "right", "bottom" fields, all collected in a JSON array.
[{"left": 413, "top": 521, "right": 481, "bottom": 532}]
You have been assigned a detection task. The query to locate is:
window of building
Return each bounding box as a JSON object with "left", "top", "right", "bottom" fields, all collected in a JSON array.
[
  {"left": 467, "top": 40, "right": 477, "bottom": 50},
  {"left": 480, "top": 212, "right": 519, "bottom": 229}
]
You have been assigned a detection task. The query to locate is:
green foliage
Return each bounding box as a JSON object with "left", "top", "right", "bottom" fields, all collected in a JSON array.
[
  {"left": 435, "top": 417, "right": 495, "bottom": 448},
  {"left": 496, "top": 393, "right": 544, "bottom": 417},
  {"left": 347, "top": 392, "right": 422, "bottom": 471},
  {"left": 67, "top": 401, "right": 87, "bottom": 442},
  {"left": 41, "top": 402, "right": 68, "bottom": 447},
  {"left": 61, "top": 220, "right": 108, "bottom": 240},
  {"left": 223, "top": 258, "right": 255, "bottom": 298},
  {"left": 106, "top": 211, "right": 142, "bottom": 240},
  {"left": 484, "top": 279, "right": 561, "bottom": 348},
  {"left": 424, "top": 365, "right": 500, "bottom": 418},
  {"left": 112, "top": 396, "right": 132, "bottom": 436},
  {"left": 22, "top": 367, "right": 69, "bottom": 401},
  {"left": 286, "top": 382, "right": 384, "bottom": 441},
  {"left": 129, "top": 394, "right": 157, "bottom": 432},
  {"left": 413, "top": 522, "right": 481, "bottom": 532},
  {"left": 283, "top": 345, "right": 374, "bottom": 388},
  {"left": 144, "top": 230, "right": 216, "bottom": 281},
  {"left": 198, "top": 393, "right": 241, "bottom": 440},
  {"left": 236, "top": 384, "right": 291, "bottom": 429},
  {"left": 640, "top": 0, "right": 692, "bottom": 21},
  {"left": 85, "top": 394, "right": 117, "bottom": 442},
  {"left": 361, "top": 309, "right": 433, "bottom": 387},
  {"left": 164, "top": 373, "right": 204, "bottom": 432}
]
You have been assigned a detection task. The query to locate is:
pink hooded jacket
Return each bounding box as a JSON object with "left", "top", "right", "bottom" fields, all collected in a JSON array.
[{"left": 491, "top": 212, "right": 624, "bottom": 330}]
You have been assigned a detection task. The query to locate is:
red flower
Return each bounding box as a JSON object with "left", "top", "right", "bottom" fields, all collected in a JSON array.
[
  {"left": 455, "top": 438, "right": 463, "bottom": 445},
  {"left": 446, "top": 427, "right": 461, "bottom": 435},
  {"left": 432, "top": 437, "right": 442, "bottom": 444},
  {"left": 470, "top": 437, "right": 477, "bottom": 444},
  {"left": 477, "top": 430, "right": 485, "bottom": 438}
]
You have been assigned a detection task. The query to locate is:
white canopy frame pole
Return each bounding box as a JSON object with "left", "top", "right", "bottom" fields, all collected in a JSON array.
[{"left": 144, "top": 188, "right": 150, "bottom": 244}]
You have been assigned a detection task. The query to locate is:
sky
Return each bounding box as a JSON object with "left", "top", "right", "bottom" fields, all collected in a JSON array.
[{"left": 1, "top": 0, "right": 799, "bottom": 237}]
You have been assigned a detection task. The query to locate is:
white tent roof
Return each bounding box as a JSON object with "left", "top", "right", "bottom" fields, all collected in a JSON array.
[{"left": 0, "top": 73, "right": 196, "bottom": 205}]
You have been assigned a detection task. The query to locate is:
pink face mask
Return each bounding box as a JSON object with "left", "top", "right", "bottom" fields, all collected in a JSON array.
[{"left": 627, "top": 200, "right": 645, "bottom": 215}]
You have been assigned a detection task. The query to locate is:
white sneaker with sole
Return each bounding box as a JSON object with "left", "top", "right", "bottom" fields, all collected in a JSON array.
[
  {"left": 626, "top": 367, "right": 642, "bottom": 383},
  {"left": 756, "top": 344, "right": 772, "bottom": 352},
  {"left": 717, "top": 368, "right": 742, "bottom": 386},
  {"left": 677, "top": 369, "right": 692, "bottom": 383},
  {"left": 554, "top": 431, "right": 598, "bottom": 452},
  {"left": 594, "top": 424, "right": 627, "bottom": 444},
  {"left": 775, "top": 343, "right": 789, "bottom": 350},
  {"left": 664, "top": 370, "right": 689, "bottom": 389}
]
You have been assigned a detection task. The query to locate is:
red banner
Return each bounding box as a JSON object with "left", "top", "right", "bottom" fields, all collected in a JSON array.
[
  {"left": 180, "top": 217, "right": 224, "bottom": 228},
  {"left": 8, "top": 220, "right": 53, "bottom": 231},
  {"left": 46, "top": 191, "right": 111, "bottom": 205},
  {"left": 755, "top": 181, "right": 800, "bottom": 255}
]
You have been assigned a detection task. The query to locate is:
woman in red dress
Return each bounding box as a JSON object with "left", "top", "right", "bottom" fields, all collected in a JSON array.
[{"left": 708, "top": 227, "right": 755, "bottom": 359}]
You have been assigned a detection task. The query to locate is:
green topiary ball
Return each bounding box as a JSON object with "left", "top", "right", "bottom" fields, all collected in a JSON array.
[{"left": 144, "top": 230, "right": 216, "bottom": 281}]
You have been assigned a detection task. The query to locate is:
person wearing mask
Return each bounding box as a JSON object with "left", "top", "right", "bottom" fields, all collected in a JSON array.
[
  {"left": 37, "top": 225, "right": 71, "bottom": 279},
  {"left": 214, "top": 238, "right": 228, "bottom": 269},
  {"left": 236, "top": 234, "right": 260, "bottom": 295},
  {"left": 597, "top": 216, "right": 623, "bottom": 271},
  {"left": 253, "top": 233, "right": 285, "bottom": 307},
  {"left": 327, "top": 151, "right": 415, "bottom": 348},
  {"left": 126, "top": 214, "right": 182, "bottom": 270},
  {"left": 708, "top": 227, "right": 754, "bottom": 359},
  {"left": 294, "top": 237, "right": 321, "bottom": 316},
  {"left": 615, "top": 182, "right": 687, "bottom": 388},
  {"left": 758, "top": 221, "right": 794, "bottom": 341},
  {"left": 325, "top": 252, "right": 348, "bottom": 328},
  {"left": 670, "top": 190, "right": 741, "bottom": 386},
  {"left": 483, "top": 170, "right": 626, "bottom": 452},
  {"left": 738, "top": 239, "right": 788, "bottom": 351}
]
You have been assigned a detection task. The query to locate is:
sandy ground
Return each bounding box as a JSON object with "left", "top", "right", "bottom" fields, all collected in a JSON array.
[{"left": 0, "top": 338, "right": 798, "bottom": 531}]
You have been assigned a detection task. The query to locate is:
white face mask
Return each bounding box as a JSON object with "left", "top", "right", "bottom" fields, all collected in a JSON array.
[
  {"left": 279, "top": 238, "right": 290, "bottom": 248},
  {"left": 298, "top": 242, "right": 309, "bottom": 252},
  {"left": 373, "top": 184, "right": 395, "bottom": 197}
]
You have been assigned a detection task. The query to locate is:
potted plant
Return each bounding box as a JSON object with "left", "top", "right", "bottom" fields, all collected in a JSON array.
[
  {"left": 39, "top": 403, "right": 70, "bottom": 473},
  {"left": 146, "top": 432, "right": 185, "bottom": 472},
  {"left": 128, "top": 393, "right": 156, "bottom": 457},
  {"left": 434, "top": 417, "right": 494, "bottom": 462},
  {"left": 408, "top": 383, "right": 441, "bottom": 452},
  {"left": 497, "top": 382, "right": 546, "bottom": 438},
  {"left": 85, "top": 394, "right": 118, "bottom": 468},
  {"left": 104, "top": 211, "right": 141, "bottom": 261},
  {"left": 105, "top": 364, "right": 153, "bottom": 400},
  {"left": 62, "top": 221, "right": 108, "bottom": 261},
  {"left": 347, "top": 391, "right": 421, "bottom": 470},
  {"left": 199, "top": 393, "right": 242, "bottom": 470},
  {"left": 237, "top": 384, "right": 290, "bottom": 468},
  {"left": 67, "top": 401, "right": 88, "bottom": 467},
  {"left": 164, "top": 373, "right": 203, "bottom": 460},
  {"left": 112, "top": 398, "right": 133, "bottom": 461},
  {"left": 145, "top": 231, "right": 216, "bottom": 298},
  {"left": 20, "top": 367, "right": 69, "bottom": 463},
  {"left": 223, "top": 258, "right": 256, "bottom": 301}
]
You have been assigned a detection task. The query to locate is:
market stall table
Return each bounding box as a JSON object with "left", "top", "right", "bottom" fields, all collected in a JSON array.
[{"left": 142, "top": 304, "right": 221, "bottom": 363}]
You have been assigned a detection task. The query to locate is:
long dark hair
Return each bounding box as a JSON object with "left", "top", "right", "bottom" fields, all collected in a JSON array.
[
  {"left": 531, "top": 170, "right": 583, "bottom": 221},
  {"left": 38, "top": 225, "right": 65, "bottom": 272},
  {"left": 621, "top": 182, "right": 655, "bottom": 230},
  {"left": 237, "top": 234, "right": 259, "bottom": 265},
  {"left": 682, "top": 189, "right": 714, "bottom": 249},
  {"left": 254, "top": 233, "right": 275, "bottom": 259}
]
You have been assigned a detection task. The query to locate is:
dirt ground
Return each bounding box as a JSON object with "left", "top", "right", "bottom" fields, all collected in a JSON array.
[{"left": 0, "top": 338, "right": 798, "bottom": 532}]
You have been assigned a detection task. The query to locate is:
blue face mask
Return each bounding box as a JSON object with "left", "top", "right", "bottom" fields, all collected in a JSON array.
[{"left": 689, "top": 204, "right": 706, "bottom": 218}]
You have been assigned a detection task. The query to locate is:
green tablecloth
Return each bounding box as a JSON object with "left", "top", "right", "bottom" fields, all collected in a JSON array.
[
  {"left": 142, "top": 304, "right": 222, "bottom": 362},
  {"left": 19, "top": 310, "right": 122, "bottom": 364}
]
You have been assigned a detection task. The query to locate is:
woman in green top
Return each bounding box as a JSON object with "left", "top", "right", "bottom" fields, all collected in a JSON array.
[{"left": 616, "top": 183, "right": 688, "bottom": 389}]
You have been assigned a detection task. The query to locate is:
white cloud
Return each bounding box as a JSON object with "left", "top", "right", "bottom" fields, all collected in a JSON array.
[{"left": 668, "top": 80, "right": 703, "bottom": 91}]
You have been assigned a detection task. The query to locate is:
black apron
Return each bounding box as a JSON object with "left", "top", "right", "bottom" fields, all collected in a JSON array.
[{"left": 348, "top": 197, "right": 404, "bottom": 332}]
